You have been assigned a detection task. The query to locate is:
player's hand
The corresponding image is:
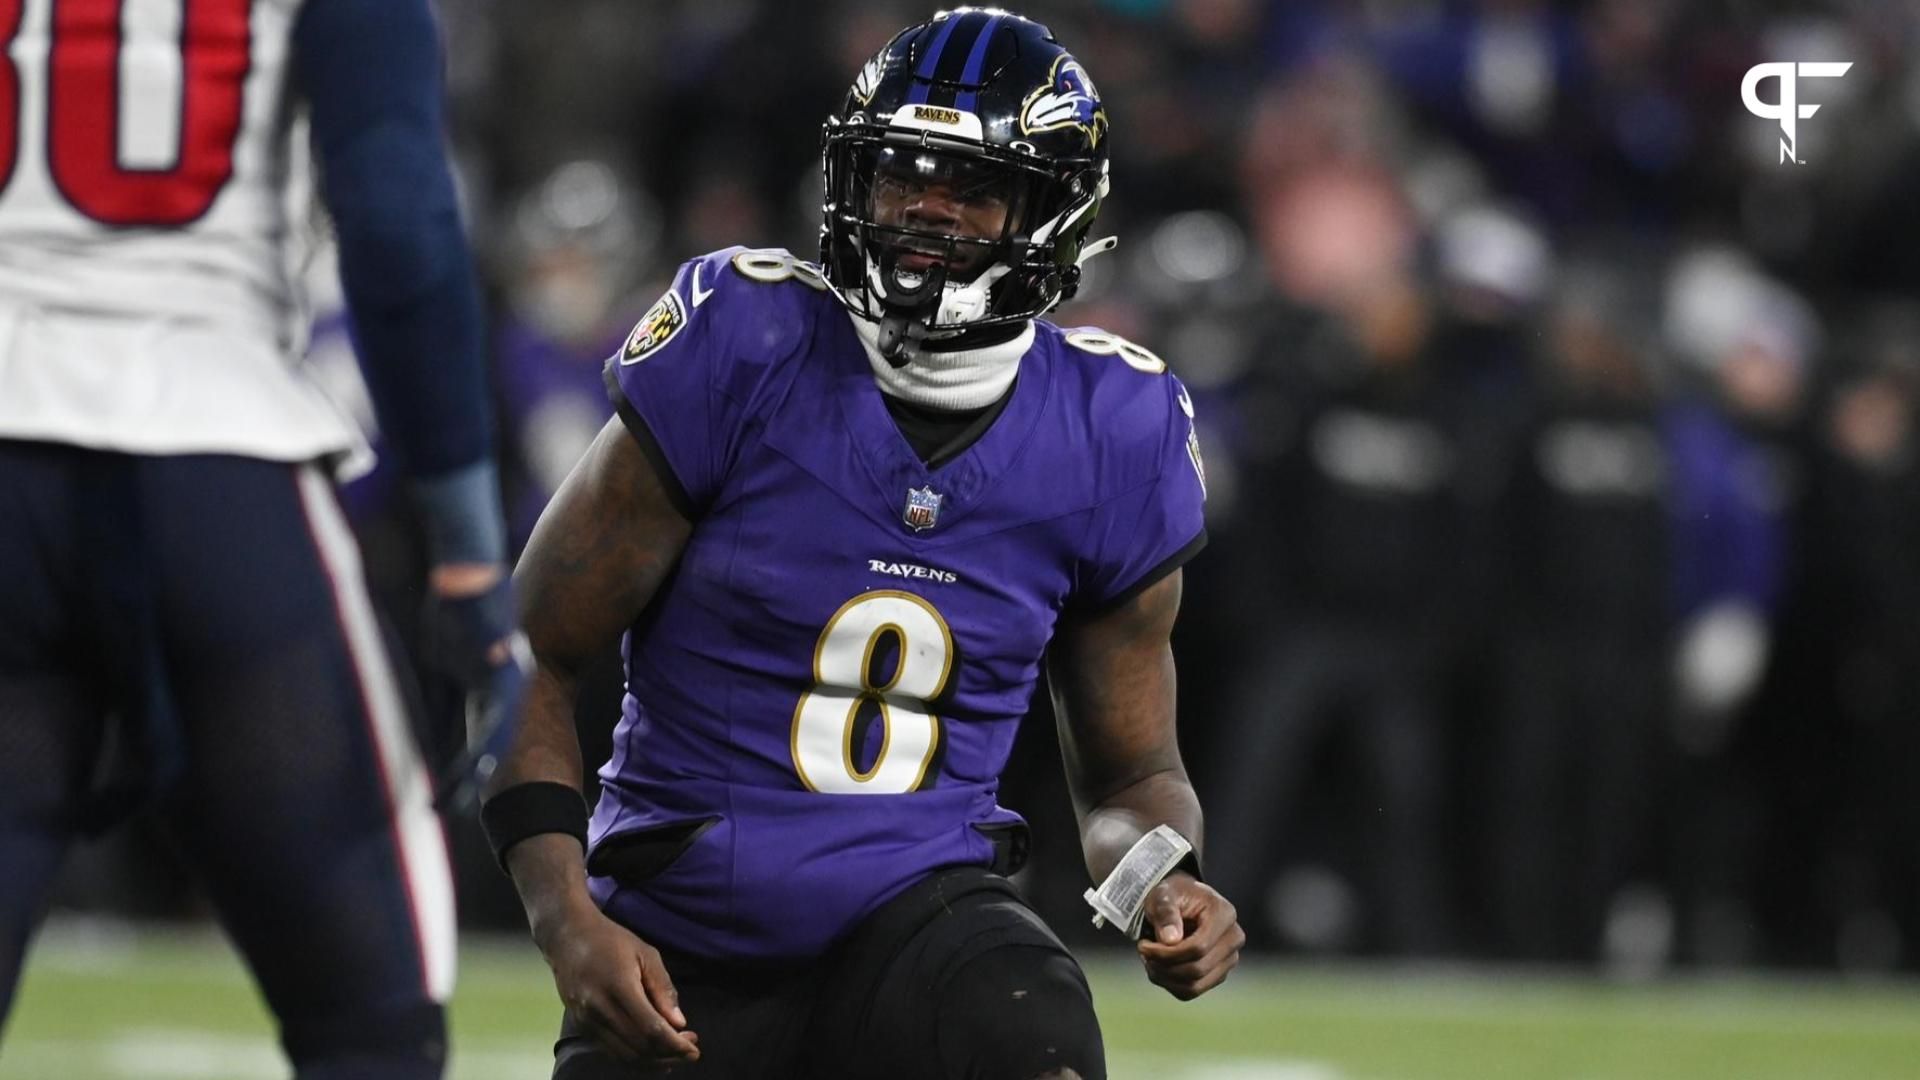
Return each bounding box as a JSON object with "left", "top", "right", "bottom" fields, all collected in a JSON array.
[
  {"left": 423, "top": 563, "right": 531, "bottom": 811},
  {"left": 537, "top": 901, "right": 701, "bottom": 1068},
  {"left": 1137, "top": 872, "right": 1244, "bottom": 1000}
]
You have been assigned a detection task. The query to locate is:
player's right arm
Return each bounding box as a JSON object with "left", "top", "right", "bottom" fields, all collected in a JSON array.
[
  {"left": 491, "top": 252, "right": 742, "bottom": 1062},
  {"left": 486, "top": 418, "right": 698, "bottom": 1066}
]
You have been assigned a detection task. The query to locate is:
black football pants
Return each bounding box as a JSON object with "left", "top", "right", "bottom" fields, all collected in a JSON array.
[{"left": 552, "top": 866, "right": 1105, "bottom": 1079}]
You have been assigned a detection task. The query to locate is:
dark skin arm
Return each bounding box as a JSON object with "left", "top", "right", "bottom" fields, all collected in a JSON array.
[
  {"left": 487, "top": 417, "right": 700, "bottom": 1067},
  {"left": 1049, "top": 569, "right": 1245, "bottom": 1000}
]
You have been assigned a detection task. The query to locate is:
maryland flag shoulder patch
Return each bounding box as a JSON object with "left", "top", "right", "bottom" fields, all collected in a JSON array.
[{"left": 620, "top": 288, "right": 688, "bottom": 364}]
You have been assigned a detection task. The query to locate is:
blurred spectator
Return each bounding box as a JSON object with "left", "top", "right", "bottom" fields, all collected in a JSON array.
[
  {"left": 1661, "top": 248, "right": 1807, "bottom": 744},
  {"left": 1658, "top": 248, "right": 1813, "bottom": 967},
  {"left": 1206, "top": 160, "right": 1459, "bottom": 956},
  {"left": 1808, "top": 318, "right": 1920, "bottom": 968},
  {"left": 1488, "top": 259, "right": 1671, "bottom": 964},
  {"left": 1728, "top": 305, "right": 1920, "bottom": 971},
  {"left": 493, "top": 159, "right": 661, "bottom": 547}
]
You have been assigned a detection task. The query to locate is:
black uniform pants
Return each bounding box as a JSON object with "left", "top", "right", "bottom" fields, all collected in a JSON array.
[{"left": 553, "top": 867, "right": 1104, "bottom": 1080}]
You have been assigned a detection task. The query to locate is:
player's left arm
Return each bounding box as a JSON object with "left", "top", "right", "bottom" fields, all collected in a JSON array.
[
  {"left": 294, "top": 0, "right": 524, "bottom": 799},
  {"left": 1049, "top": 568, "right": 1244, "bottom": 1000}
]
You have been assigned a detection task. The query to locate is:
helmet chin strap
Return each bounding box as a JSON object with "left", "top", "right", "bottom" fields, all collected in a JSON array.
[
  {"left": 875, "top": 313, "right": 924, "bottom": 366},
  {"left": 869, "top": 248, "right": 1019, "bottom": 366},
  {"left": 870, "top": 249, "right": 948, "bottom": 366}
]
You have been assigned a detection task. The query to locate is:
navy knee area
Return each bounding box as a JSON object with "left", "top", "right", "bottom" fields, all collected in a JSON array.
[
  {"left": 281, "top": 999, "right": 447, "bottom": 1080},
  {"left": 935, "top": 946, "right": 1105, "bottom": 1080}
]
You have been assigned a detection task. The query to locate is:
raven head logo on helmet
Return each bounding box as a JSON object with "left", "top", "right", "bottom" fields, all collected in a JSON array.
[{"left": 819, "top": 8, "right": 1114, "bottom": 364}]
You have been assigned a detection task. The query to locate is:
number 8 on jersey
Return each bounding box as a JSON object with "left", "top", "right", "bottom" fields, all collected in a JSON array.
[{"left": 791, "top": 591, "right": 953, "bottom": 795}]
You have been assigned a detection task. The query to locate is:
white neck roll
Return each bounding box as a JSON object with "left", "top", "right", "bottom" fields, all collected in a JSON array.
[{"left": 846, "top": 312, "right": 1036, "bottom": 411}]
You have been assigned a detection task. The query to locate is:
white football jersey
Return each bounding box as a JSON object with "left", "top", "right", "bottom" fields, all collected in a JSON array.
[{"left": 0, "top": 0, "right": 363, "bottom": 464}]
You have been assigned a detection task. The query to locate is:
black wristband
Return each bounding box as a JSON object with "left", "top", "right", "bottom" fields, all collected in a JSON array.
[{"left": 480, "top": 781, "right": 589, "bottom": 873}]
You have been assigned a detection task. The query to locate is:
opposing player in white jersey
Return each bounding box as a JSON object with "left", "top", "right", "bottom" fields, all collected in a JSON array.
[{"left": 0, "top": 1, "right": 522, "bottom": 1076}]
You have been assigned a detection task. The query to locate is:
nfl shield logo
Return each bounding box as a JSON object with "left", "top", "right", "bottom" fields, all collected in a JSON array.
[{"left": 903, "top": 485, "right": 943, "bottom": 532}]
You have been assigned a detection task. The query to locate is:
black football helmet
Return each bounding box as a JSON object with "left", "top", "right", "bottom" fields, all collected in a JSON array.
[{"left": 820, "top": 8, "right": 1114, "bottom": 360}]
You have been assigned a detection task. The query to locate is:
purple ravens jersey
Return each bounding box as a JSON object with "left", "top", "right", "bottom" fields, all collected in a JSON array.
[{"left": 595, "top": 246, "right": 1206, "bottom": 961}]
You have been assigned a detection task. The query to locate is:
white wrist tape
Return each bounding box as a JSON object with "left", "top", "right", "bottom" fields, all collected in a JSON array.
[{"left": 1084, "top": 824, "right": 1194, "bottom": 938}]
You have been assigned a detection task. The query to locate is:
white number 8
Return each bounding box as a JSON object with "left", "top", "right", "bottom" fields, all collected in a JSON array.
[
  {"left": 1064, "top": 329, "right": 1167, "bottom": 374},
  {"left": 731, "top": 249, "right": 829, "bottom": 291},
  {"left": 790, "top": 591, "right": 953, "bottom": 795}
]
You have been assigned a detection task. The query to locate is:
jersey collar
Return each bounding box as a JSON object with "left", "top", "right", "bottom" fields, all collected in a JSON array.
[{"left": 827, "top": 311, "right": 1051, "bottom": 538}]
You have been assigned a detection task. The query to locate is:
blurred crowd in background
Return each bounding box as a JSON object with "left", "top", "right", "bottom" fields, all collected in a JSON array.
[{"left": 57, "top": 0, "right": 1920, "bottom": 977}]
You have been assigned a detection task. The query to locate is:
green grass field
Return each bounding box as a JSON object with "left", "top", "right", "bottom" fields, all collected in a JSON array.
[{"left": 5, "top": 920, "right": 1919, "bottom": 1079}]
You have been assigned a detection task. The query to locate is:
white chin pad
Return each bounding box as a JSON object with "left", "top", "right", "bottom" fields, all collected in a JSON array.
[
  {"left": 936, "top": 264, "right": 1011, "bottom": 325},
  {"left": 937, "top": 280, "right": 991, "bottom": 324}
]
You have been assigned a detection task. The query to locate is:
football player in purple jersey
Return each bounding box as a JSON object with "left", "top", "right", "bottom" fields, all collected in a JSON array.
[{"left": 482, "top": 10, "right": 1241, "bottom": 1078}]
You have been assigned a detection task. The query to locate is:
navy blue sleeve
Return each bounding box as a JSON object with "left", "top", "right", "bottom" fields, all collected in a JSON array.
[{"left": 292, "top": 0, "right": 490, "bottom": 480}]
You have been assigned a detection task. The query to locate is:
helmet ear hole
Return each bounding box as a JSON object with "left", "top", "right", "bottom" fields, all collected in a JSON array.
[
  {"left": 1057, "top": 271, "right": 1079, "bottom": 305},
  {"left": 1044, "top": 269, "right": 1069, "bottom": 304}
]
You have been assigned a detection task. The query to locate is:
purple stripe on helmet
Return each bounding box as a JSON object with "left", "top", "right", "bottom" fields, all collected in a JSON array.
[
  {"left": 906, "top": 15, "right": 962, "bottom": 105},
  {"left": 953, "top": 14, "right": 1004, "bottom": 114}
]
